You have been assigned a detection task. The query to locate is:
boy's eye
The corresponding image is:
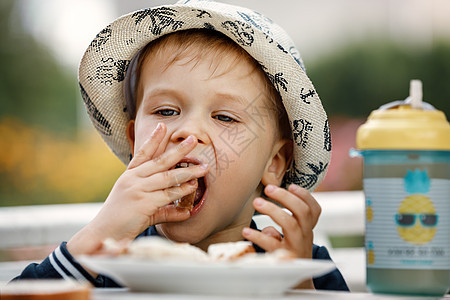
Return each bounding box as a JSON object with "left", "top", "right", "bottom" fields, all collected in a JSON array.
[
  {"left": 156, "top": 109, "right": 179, "bottom": 116},
  {"left": 214, "top": 114, "right": 237, "bottom": 123}
]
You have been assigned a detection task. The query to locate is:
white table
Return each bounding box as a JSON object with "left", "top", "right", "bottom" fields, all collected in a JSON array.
[{"left": 92, "top": 288, "right": 449, "bottom": 300}]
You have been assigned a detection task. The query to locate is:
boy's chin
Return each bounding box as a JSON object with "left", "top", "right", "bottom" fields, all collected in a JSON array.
[{"left": 155, "top": 223, "right": 207, "bottom": 245}]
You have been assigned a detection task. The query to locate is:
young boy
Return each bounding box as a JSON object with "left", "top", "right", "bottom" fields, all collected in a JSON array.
[{"left": 14, "top": 0, "right": 348, "bottom": 291}]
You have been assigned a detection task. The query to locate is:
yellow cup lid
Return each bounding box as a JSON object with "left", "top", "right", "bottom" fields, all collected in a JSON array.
[
  {"left": 356, "top": 80, "right": 450, "bottom": 150},
  {"left": 356, "top": 106, "right": 450, "bottom": 150}
]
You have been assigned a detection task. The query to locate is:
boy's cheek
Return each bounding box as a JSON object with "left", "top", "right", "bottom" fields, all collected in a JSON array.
[
  {"left": 134, "top": 122, "right": 159, "bottom": 147},
  {"left": 215, "top": 126, "right": 265, "bottom": 158}
]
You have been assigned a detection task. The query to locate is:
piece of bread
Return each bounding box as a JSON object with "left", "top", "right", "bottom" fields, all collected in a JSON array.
[
  {"left": 174, "top": 192, "right": 196, "bottom": 211},
  {"left": 127, "top": 237, "right": 209, "bottom": 262},
  {"left": 207, "top": 241, "right": 256, "bottom": 261},
  {"left": 174, "top": 180, "right": 197, "bottom": 211},
  {"left": 235, "top": 248, "right": 297, "bottom": 264},
  {"left": 2, "top": 279, "right": 91, "bottom": 300},
  {"left": 95, "top": 238, "right": 130, "bottom": 256}
]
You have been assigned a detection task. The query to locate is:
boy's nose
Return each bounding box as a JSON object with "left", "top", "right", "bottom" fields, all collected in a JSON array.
[{"left": 170, "top": 120, "right": 210, "bottom": 145}]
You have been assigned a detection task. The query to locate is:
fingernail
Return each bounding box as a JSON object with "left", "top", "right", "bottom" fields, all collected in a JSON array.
[
  {"left": 254, "top": 198, "right": 265, "bottom": 207},
  {"left": 242, "top": 228, "right": 252, "bottom": 236},
  {"left": 265, "top": 185, "right": 276, "bottom": 193},
  {"left": 289, "top": 184, "right": 300, "bottom": 192},
  {"left": 183, "top": 135, "right": 195, "bottom": 145},
  {"left": 151, "top": 123, "right": 162, "bottom": 137},
  {"left": 188, "top": 179, "right": 197, "bottom": 185}
]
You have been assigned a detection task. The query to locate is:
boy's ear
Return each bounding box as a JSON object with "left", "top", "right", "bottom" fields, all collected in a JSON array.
[
  {"left": 261, "top": 139, "right": 293, "bottom": 187},
  {"left": 126, "top": 120, "right": 136, "bottom": 155}
]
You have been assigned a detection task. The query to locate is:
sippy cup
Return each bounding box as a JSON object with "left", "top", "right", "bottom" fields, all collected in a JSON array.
[{"left": 355, "top": 80, "right": 450, "bottom": 296}]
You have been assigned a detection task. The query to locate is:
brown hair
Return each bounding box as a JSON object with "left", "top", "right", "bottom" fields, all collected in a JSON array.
[{"left": 126, "top": 29, "right": 290, "bottom": 139}]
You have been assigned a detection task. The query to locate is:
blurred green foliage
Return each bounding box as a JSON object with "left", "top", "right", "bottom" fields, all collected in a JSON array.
[
  {"left": 0, "top": 1, "right": 125, "bottom": 207},
  {"left": 308, "top": 40, "right": 450, "bottom": 118},
  {"left": 0, "top": 0, "right": 78, "bottom": 133}
]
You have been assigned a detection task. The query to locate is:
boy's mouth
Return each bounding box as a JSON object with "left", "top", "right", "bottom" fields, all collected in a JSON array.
[
  {"left": 192, "top": 177, "right": 206, "bottom": 208},
  {"left": 172, "top": 158, "right": 207, "bottom": 213}
]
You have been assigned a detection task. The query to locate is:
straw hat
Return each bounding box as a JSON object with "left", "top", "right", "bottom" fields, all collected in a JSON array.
[{"left": 78, "top": 0, "right": 331, "bottom": 191}]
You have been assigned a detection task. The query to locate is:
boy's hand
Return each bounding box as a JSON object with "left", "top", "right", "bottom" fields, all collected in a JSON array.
[
  {"left": 242, "top": 184, "right": 321, "bottom": 259},
  {"left": 67, "top": 123, "right": 208, "bottom": 255},
  {"left": 242, "top": 184, "right": 321, "bottom": 289}
]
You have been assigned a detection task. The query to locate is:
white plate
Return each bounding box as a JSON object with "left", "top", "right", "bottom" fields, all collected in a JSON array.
[{"left": 78, "top": 255, "right": 336, "bottom": 296}]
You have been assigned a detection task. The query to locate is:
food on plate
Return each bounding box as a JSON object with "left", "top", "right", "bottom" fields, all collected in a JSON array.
[
  {"left": 2, "top": 279, "right": 91, "bottom": 300},
  {"left": 127, "top": 237, "right": 209, "bottom": 262},
  {"left": 235, "top": 248, "right": 297, "bottom": 264},
  {"left": 96, "top": 238, "right": 130, "bottom": 256},
  {"left": 95, "top": 237, "right": 296, "bottom": 263},
  {"left": 207, "top": 241, "right": 255, "bottom": 261},
  {"left": 208, "top": 242, "right": 296, "bottom": 264}
]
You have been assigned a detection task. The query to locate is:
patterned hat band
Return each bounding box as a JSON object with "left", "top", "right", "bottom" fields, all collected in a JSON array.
[{"left": 78, "top": 0, "right": 331, "bottom": 191}]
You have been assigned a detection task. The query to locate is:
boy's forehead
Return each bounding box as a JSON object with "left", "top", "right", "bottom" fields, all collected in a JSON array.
[
  {"left": 140, "top": 33, "right": 257, "bottom": 80},
  {"left": 139, "top": 47, "right": 268, "bottom": 105}
]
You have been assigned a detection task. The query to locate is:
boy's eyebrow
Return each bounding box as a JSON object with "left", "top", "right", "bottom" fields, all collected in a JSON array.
[
  {"left": 144, "top": 87, "right": 181, "bottom": 99},
  {"left": 213, "top": 92, "right": 248, "bottom": 106},
  {"left": 140, "top": 87, "right": 183, "bottom": 106},
  {"left": 144, "top": 87, "right": 249, "bottom": 106}
]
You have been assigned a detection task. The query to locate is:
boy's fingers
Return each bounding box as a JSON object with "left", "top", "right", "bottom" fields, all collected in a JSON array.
[
  {"left": 146, "top": 179, "right": 199, "bottom": 209},
  {"left": 242, "top": 227, "right": 281, "bottom": 253},
  {"left": 137, "top": 135, "right": 198, "bottom": 177},
  {"left": 149, "top": 205, "right": 191, "bottom": 226},
  {"left": 128, "top": 123, "right": 166, "bottom": 169},
  {"left": 264, "top": 185, "right": 321, "bottom": 230},
  {"left": 141, "top": 164, "right": 208, "bottom": 192},
  {"left": 261, "top": 226, "right": 282, "bottom": 241},
  {"left": 152, "top": 132, "right": 171, "bottom": 161},
  {"left": 253, "top": 198, "right": 302, "bottom": 241},
  {"left": 287, "top": 184, "right": 322, "bottom": 228}
]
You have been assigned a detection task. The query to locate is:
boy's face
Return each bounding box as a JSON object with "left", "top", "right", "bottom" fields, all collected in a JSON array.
[{"left": 129, "top": 47, "right": 283, "bottom": 246}]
